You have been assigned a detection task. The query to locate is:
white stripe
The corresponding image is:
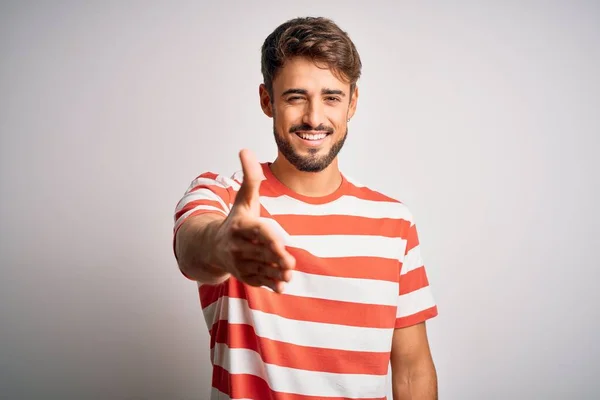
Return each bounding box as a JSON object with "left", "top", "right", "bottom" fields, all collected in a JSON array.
[
  {"left": 290, "top": 234, "right": 405, "bottom": 259},
  {"left": 396, "top": 286, "right": 436, "bottom": 318},
  {"left": 174, "top": 205, "right": 227, "bottom": 230},
  {"left": 230, "top": 170, "right": 244, "bottom": 184},
  {"left": 260, "top": 217, "right": 405, "bottom": 259},
  {"left": 284, "top": 271, "right": 398, "bottom": 306},
  {"left": 259, "top": 194, "right": 412, "bottom": 220},
  {"left": 204, "top": 296, "right": 393, "bottom": 352},
  {"left": 176, "top": 188, "right": 229, "bottom": 213},
  {"left": 189, "top": 176, "right": 240, "bottom": 191},
  {"left": 202, "top": 299, "right": 219, "bottom": 328},
  {"left": 213, "top": 343, "right": 387, "bottom": 398},
  {"left": 401, "top": 245, "right": 423, "bottom": 275},
  {"left": 218, "top": 175, "right": 241, "bottom": 190}
]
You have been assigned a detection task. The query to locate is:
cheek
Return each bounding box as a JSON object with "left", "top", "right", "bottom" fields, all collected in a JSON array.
[
  {"left": 276, "top": 107, "right": 302, "bottom": 128},
  {"left": 280, "top": 106, "right": 303, "bottom": 120},
  {"left": 328, "top": 109, "right": 348, "bottom": 129}
]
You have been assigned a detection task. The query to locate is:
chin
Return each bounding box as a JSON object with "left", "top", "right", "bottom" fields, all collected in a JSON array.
[
  {"left": 290, "top": 153, "right": 334, "bottom": 172},
  {"left": 274, "top": 127, "right": 346, "bottom": 172}
]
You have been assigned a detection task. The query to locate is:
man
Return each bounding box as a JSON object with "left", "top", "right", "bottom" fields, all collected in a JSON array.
[{"left": 173, "top": 16, "right": 438, "bottom": 400}]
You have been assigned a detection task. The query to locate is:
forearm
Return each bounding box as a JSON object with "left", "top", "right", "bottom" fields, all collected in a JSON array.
[
  {"left": 175, "top": 214, "right": 230, "bottom": 284},
  {"left": 393, "top": 364, "right": 438, "bottom": 400}
]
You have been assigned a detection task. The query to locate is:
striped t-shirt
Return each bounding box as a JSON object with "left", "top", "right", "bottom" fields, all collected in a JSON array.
[{"left": 173, "top": 163, "right": 438, "bottom": 400}]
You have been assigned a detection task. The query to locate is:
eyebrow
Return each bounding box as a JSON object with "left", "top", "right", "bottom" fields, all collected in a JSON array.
[
  {"left": 281, "top": 88, "right": 346, "bottom": 97},
  {"left": 322, "top": 88, "right": 346, "bottom": 96}
]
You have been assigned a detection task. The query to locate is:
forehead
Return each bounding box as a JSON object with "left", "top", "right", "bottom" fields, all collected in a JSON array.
[{"left": 272, "top": 57, "right": 349, "bottom": 92}]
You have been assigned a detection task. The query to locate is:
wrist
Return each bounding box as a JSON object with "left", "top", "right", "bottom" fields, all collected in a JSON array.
[{"left": 202, "top": 219, "right": 230, "bottom": 275}]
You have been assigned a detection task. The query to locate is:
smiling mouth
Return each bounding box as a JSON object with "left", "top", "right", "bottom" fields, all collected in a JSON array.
[{"left": 294, "top": 131, "right": 330, "bottom": 141}]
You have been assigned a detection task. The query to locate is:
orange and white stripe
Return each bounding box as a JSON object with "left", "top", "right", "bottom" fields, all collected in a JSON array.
[{"left": 173, "top": 164, "right": 438, "bottom": 399}]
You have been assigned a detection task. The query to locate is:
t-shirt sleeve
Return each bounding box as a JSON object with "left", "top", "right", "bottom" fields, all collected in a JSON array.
[
  {"left": 172, "top": 172, "right": 237, "bottom": 257},
  {"left": 395, "top": 214, "right": 438, "bottom": 328}
]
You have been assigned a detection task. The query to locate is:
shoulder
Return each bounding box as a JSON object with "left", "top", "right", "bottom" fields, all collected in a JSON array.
[
  {"left": 343, "top": 173, "right": 416, "bottom": 224},
  {"left": 187, "top": 170, "right": 241, "bottom": 191}
]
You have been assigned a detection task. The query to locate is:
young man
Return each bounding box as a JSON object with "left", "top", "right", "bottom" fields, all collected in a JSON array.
[{"left": 173, "top": 17, "right": 438, "bottom": 400}]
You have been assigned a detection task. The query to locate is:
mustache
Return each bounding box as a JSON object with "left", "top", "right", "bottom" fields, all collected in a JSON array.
[{"left": 289, "top": 123, "right": 334, "bottom": 134}]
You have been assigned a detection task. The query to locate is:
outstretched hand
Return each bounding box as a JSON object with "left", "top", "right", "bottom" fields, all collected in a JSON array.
[{"left": 211, "top": 149, "right": 295, "bottom": 293}]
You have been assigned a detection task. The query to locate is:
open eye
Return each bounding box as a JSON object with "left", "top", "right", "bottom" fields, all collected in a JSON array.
[{"left": 325, "top": 96, "right": 341, "bottom": 102}]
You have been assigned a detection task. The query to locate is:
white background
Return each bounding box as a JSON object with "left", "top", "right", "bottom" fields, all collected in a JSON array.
[{"left": 1, "top": 1, "right": 599, "bottom": 399}]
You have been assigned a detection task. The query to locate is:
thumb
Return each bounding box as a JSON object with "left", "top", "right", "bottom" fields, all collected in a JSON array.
[{"left": 234, "top": 149, "right": 265, "bottom": 208}]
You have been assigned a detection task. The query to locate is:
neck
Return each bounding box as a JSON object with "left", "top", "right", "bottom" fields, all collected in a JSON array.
[{"left": 270, "top": 154, "right": 342, "bottom": 197}]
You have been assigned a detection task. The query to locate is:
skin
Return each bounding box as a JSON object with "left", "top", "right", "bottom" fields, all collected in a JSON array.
[
  {"left": 259, "top": 57, "right": 357, "bottom": 198},
  {"left": 175, "top": 149, "right": 295, "bottom": 293},
  {"left": 175, "top": 56, "right": 437, "bottom": 399},
  {"left": 391, "top": 322, "right": 438, "bottom": 399},
  {"left": 261, "top": 56, "right": 438, "bottom": 399}
]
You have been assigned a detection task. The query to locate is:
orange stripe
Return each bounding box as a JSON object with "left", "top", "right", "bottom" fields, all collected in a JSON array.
[
  {"left": 204, "top": 279, "right": 397, "bottom": 329},
  {"left": 175, "top": 199, "right": 225, "bottom": 220},
  {"left": 213, "top": 365, "right": 387, "bottom": 400},
  {"left": 404, "top": 223, "right": 420, "bottom": 253},
  {"left": 258, "top": 183, "right": 284, "bottom": 198},
  {"left": 395, "top": 306, "right": 438, "bottom": 329},
  {"left": 274, "top": 214, "right": 410, "bottom": 237},
  {"left": 189, "top": 181, "right": 231, "bottom": 204},
  {"left": 399, "top": 266, "right": 430, "bottom": 295},
  {"left": 287, "top": 247, "right": 400, "bottom": 281},
  {"left": 195, "top": 172, "right": 219, "bottom": 180},
  {"left": 256, "top": 172, "right": 401, "bottom": 205},
  {"left": 226, "top": 189, "right": 274, "bottom": 218},
  {"left": 212, "top": 365, "right": 271, "bottom": 399},
  {"left": 211, "top": 320, "right": 390, "bottom": 375},
  {"left": 198, "top": 250, "right": 401, "bottom": 298},
  {"left": 199, "top": 282, "right": 229, "bottom": 308},
  {"left": 345, "top": 182, "right": 402, "bottom": 203}
]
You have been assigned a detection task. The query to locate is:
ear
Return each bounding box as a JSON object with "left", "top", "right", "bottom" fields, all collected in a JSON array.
[
  {"left": 259, "top": 84, "right": 274, "bottom": 118},
  {"left": 347, "top": 85, "right": 359, "bottom": 120}
]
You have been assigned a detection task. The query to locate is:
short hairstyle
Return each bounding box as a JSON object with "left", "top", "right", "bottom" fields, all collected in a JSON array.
[{"left": 261, "top": 17, "right": 362, "bottom": 97}]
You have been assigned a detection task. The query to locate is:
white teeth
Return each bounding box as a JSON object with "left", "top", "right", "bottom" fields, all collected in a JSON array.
[{"left": 298, "top": 133, "right": 327, "bottom": 140}]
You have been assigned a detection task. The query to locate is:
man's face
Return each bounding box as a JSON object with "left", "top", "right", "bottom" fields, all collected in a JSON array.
[{"left": 260, "top": 57, "right": 358, "bottom": 172}]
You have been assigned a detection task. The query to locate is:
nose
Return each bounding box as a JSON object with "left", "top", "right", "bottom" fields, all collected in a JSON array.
[{"left": 302, "top": 99, "right": 325, "bottom": 129}]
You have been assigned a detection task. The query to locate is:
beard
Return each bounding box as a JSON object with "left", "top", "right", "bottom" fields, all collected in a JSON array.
[{"left": 273, "top": 123, "right": 348, "bottom": 173}]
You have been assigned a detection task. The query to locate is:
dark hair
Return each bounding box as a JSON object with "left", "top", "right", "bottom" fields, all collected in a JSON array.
[{"left": 261, "top": 17, "right": 362, "bottom": 97}]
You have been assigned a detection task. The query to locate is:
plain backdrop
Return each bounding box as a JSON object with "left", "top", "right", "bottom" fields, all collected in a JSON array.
[{"left": 1, "top": 1, "right": 599, "bottom": 399}]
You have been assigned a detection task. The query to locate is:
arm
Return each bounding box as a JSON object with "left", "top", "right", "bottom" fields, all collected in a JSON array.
[
  {"left": 392, "top": 210, "right": 438, "bottom": 399},
  {"left": 390, "top": 322, "right": 437, "bottom": 399},
  {"left": 172, "top": 150, "right": 294, "bottom": 291},
  {"left": 174, "top": 213, "right": 230, "bottom": 284},
  {"left": 172, "top": 170, "right": 233, "bottom": 285}
]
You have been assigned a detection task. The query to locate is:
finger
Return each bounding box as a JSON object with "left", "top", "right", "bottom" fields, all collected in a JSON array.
[
  {"left": 269, "top": 239, "right": 295, "bottom": 270},
  {"left": 255, "top": 221, "right": 295, "bottom": 269},
  {"left": 242, "top": 274, "right": 268, "bottom": 288},
  {"left": 230, "top": 239, "right": 282, "bottom": 265},
  {"left": 234, "top": 149, "right": 265, "bottom": 208},
  {"left": 232, "top": 221, "right": 296, "bottom": 270},
  {"left": 272, "top": 280, "right": 285, "bottom": 293},
  {"left": 238, "top": 260, "right": 285, "bottom": 280},
  {"left": 243, "top": 274, "right": 284, "bottom": 293},
  {"left": 280, "top": 268, "right": 293, "bottom": 282}
]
